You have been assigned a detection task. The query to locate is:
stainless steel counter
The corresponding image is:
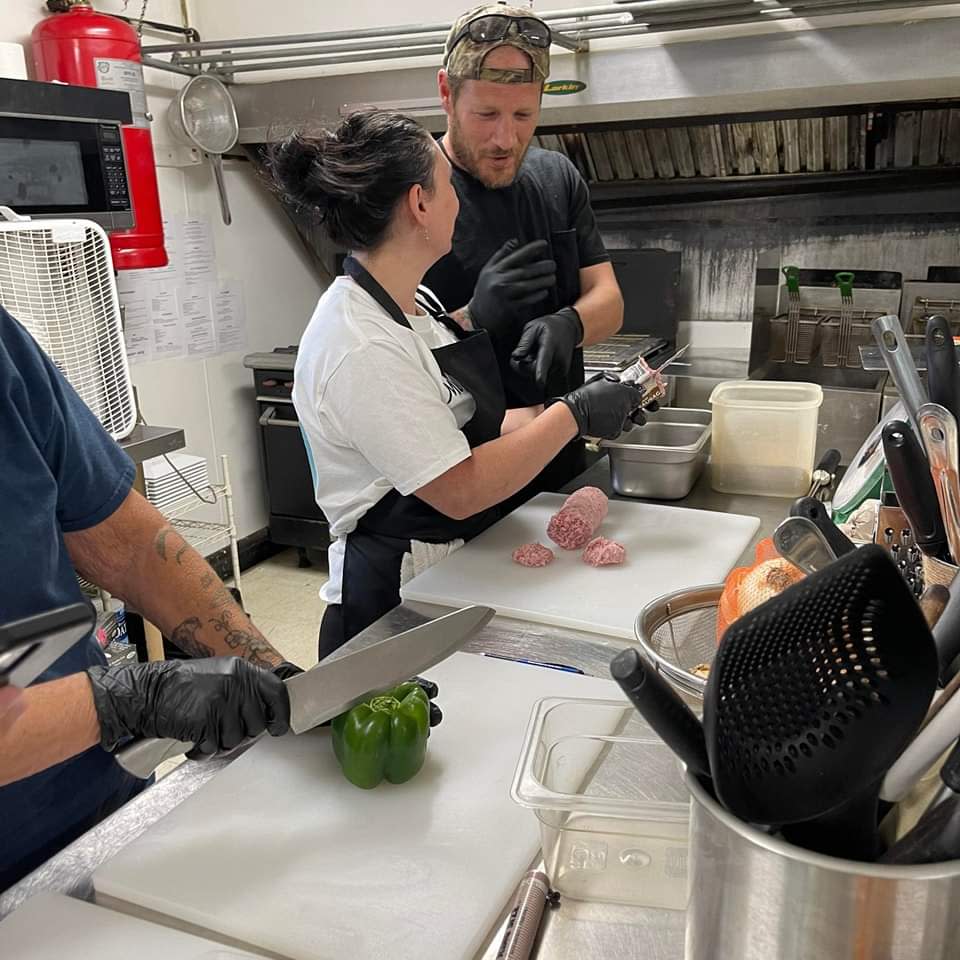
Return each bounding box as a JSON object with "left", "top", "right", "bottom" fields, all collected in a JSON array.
[{"left": 1, "top": 463, "right": 794, "bottom": 958}]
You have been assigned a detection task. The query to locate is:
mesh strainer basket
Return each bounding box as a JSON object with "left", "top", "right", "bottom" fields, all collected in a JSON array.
[{"left": 634, "top": 584, "right": 722, "bottom": 703}]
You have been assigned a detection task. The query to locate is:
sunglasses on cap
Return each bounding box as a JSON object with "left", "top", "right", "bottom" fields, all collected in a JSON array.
[{"left": 447, "top": 14, "right": 552, "bottom": 57}]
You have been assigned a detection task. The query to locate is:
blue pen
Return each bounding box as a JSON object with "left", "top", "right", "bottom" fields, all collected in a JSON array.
[{"left": 482, "top": 653, "right": 584, "bottom": 675}]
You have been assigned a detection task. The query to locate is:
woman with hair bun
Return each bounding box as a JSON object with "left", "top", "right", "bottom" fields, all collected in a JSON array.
[{"left": 269, "top": 110, "right": 647, "bottom": 657}]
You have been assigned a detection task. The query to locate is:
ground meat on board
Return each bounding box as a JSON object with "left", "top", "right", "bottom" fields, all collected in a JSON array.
[
  {"left": 582, "top": 536, "right": 626, "bottom": 567},
  {"left": 547, "top": 487, "right": 609, "bottom": 550},
  {"left": 512, "top": 542, "right": 556, "bottom": 567}
]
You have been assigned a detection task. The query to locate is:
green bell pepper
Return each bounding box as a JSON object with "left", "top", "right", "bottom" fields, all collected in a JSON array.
[{"left": 331, "top": 682, "right": 431, "bottom": 789}]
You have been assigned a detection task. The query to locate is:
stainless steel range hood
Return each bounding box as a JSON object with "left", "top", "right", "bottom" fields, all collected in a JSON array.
[{"left": 231, "top": 16, "right": 960, "bottom": 143}]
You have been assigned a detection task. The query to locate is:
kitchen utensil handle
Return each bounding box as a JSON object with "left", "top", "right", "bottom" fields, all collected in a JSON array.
[
  {"left": 933, "top": 582, "right": 960, "bottom": 685},
  {"left": 210, "top": 153, "right": 232, "bottom": 226},
  {"left": 881, "top": 420, "right": 948, "bottom": 558},
  {"left": 116, "top": 737, "right": 196, "bottom": 780},
  {"left": 814, "top": 448, "right": 842, "bottom": 478},
  {"left": 881, "top": 681, "right": 960, "bottom": 801},
  {"left": 879, "top": 792, "right": 960, "bottom": 864},
  {"left": 873, "top": 314, "right": 928, "bottom": 433},
  {"left": 919, "top": 585, "right": 951, "bottom": 632},
  {"left": 835, "top": 271, "right": 855, "bottom": 298},
  {"left": 783, "top": 265, "right": 800, "bottom": 293},
  {"left": 789, "top": 497, "right": 856, "bottom": 557},
  {"left": 926, "top": 316, "right": 959, "bottom": 421},
  {"left": 610, "top": 647, "right": 710, "bottom": 780},
  {"left": 918, "top": 403, "right": 960, "bottom": 566}
]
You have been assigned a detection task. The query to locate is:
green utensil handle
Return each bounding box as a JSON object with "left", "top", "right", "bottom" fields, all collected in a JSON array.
[
  {"left": 835, "top": 271, "right": 855, "bottom": 298},
  {"left": 783, "top": 265, "right": 801, "bottom": 293}
]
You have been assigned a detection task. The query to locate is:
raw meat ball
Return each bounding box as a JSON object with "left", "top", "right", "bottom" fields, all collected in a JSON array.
[
  {"left": 582, "top": 537, "right": 626, "bottom": 567},
  {"left": 512, "top": 542, "right": 556, "bottom": 568},
  {"left": 547, "top": 487, "right": 609, "bottom": 550}
]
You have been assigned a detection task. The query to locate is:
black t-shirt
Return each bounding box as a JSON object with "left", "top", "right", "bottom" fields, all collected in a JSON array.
[
  {"left": 425, "top": 145, "right": 610, "bottom": 403},
  {"left": 425, "top": 146, "right": 609, "bottom": 500}
]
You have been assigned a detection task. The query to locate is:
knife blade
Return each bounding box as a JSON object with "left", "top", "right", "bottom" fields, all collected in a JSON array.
[
  {"left": 115, "top": 604, "right": 495, "bottom": 779},
  {"left": 1, "top": 603, "right": 96, "bottom": 688},
  {"left": 881, "top": 419, "right": 948, "bottom": 560}
]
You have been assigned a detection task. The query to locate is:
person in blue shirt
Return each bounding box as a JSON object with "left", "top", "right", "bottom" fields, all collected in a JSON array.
[{"left": 0, "top": 304, "right": 296, "bottom": 892}]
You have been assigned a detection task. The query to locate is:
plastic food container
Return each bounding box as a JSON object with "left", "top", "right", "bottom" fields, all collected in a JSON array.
[
  {"left": 709, "top": 381, "right": 823, "bottom": 497},
  {"left": 601, "top": 407, "right": 711, "bottom": 500},
  {"left": 511, "top": 697, "right": 690, "bottom": 910}
]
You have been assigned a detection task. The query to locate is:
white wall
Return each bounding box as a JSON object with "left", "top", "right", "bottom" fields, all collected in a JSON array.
[{"left": 4, "top": 0, "right": 322, "bottom": 542}]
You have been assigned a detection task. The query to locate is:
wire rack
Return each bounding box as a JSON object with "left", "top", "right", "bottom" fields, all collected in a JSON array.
[{"left": 163, "top": 454, "right": 242, "bottom": 591}]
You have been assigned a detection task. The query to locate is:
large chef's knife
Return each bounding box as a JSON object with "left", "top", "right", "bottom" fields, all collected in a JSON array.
[{"left": 116, "top": 604, "right": 495, "bottom": 780}]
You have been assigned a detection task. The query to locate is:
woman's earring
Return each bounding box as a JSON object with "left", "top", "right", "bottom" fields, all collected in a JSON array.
[{"left": 423, "top": 228, "right": 431, "bottom": 244}]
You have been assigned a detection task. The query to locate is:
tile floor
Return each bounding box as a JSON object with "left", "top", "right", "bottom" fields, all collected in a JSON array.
[
  {"left": 155, "top": 548, "right": 328, "bottom": 780},
  {"left": 232, "top": 548, "right": 328, "bottom": 671}
]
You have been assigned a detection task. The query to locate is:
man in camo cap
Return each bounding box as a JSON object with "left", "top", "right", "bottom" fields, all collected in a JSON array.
[{"left": 424, "top": 2, "right": 625, "bottom": 503}]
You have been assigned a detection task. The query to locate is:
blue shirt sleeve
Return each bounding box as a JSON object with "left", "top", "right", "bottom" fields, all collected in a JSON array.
[{"left": 1, "top": 306, "right": 135, "bottom": 533}]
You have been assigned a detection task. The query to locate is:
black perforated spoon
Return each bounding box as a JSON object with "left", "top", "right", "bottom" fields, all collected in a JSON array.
[{"left": 704, "top": 545, "right": 938, "bottom": 860}]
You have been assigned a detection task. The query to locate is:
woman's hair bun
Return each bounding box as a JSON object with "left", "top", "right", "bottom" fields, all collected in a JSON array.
[{"left": 266, "top": 110, "right": 436, "bottom": 249}]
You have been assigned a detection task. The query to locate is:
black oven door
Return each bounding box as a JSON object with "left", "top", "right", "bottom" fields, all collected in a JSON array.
[{"left": 258, "top": 399, "right": 329, "bottom": 544}]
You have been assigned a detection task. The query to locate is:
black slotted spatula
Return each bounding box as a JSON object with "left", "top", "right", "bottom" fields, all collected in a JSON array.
[{"left": 704, "top": 545, "right": 938, "bottom": 860}]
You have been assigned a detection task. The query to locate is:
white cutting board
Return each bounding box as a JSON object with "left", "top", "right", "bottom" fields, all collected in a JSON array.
[
  {"left": 402, "top": 493, "right": 760, "bottom": 639},
  {"left": 94, "top": 654, "right": 625, "bottom": 960},
  {"left": 0, "top": 893, "right": 264, "bottom": 959}
]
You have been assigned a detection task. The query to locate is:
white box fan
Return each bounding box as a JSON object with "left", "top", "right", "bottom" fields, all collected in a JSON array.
[{"left": 0, "top": 208, "right": 137, "bottom": 440}]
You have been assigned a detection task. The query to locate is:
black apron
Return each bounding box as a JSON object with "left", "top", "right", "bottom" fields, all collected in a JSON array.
[{"left": 318, "top": 257, "right": 507, "bottom": 659}]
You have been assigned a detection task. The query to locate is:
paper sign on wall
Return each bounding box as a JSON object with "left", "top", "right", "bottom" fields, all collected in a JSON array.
[{"left": 117, "top": 215, "right": 247, "bottom": 363}]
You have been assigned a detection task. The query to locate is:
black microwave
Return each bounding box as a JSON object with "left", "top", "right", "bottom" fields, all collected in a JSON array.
[{"left": 0, "top": 78, "right": 134, "bottom": 232}]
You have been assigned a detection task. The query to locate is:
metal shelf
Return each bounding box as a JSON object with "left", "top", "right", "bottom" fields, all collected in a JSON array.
[{"left": 162, "top": 454, "right": 242, "bottom": 592}]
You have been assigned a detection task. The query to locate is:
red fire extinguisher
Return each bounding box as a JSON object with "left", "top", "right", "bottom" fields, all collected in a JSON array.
[{"left": 32, "top": 0, "right": 168, "bottom": 270}]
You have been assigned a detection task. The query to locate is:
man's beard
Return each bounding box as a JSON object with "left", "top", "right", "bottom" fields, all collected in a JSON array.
[{"left": 448, "top": 115, "right": 530, "bottom": 190}]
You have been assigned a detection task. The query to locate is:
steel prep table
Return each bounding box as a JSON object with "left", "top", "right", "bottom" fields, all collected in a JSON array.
[{"left": 0, "top": 461, "right": 794, "bottom": 958}]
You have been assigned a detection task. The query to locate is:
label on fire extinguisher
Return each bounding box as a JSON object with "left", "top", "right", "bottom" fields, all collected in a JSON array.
[{"left": 94, "top": 58, "right": 149, "bottom": 129}]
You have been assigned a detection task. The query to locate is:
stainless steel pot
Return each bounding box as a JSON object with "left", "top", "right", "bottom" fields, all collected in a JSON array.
[{"left": 685, "top": 773, "right": 960, "bottom": 960}]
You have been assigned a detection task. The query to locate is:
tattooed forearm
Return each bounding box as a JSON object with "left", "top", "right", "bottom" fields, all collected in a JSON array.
[
  {"left": 154, "top": 524, "right": 190, "bottom": 564},
  {"left": 208, "top": 613, "right": 278, "bottom": 668},
  {"left": 170, "top": 617, "right": 216, "bottom": 658},
  {"left": 155, "top": 526, "right": 172, "bottom": 561}
]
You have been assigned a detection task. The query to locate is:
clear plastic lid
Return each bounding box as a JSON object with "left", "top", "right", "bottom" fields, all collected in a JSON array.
[{"left": 511, "top": 697, "right": 690, "bottom": 822}]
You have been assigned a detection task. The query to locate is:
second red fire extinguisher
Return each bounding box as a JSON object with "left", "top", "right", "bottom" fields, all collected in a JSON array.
[{"left": 32, "top": 0, "right": 168, "bottom": 270}]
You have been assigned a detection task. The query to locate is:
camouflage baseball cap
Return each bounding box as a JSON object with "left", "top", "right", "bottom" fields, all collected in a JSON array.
[{"left": 444, "top": 4, "right": 551, "bottom": 84}]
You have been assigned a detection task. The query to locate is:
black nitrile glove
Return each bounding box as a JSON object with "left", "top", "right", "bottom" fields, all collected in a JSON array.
[
  {"left": 87, "top": 658, "right": 291, "bottom": 757},
  {"left": 410, "top": 675, "right": 443, "bottom": 728},
  {"left": 511, "top": 307, "right": 583, "bottom": 391},
  {"left": 555, "top": 373, "right": 648, "bottom": 439},
  {"left": 272, "top": 660, "right": 304, "bottom": 681},
  {"left": 468, "top": 239, "right": 556, "bottom": 336}
]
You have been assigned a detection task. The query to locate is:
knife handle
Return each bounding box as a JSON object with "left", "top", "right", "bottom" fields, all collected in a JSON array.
[
  {"left": 789, "top": 496, "right": 856, "bottom": 557},
  {"left": 115, "top": 737, "right": 195, "bottom": 780},
  {"left": 882, "top": 419, "right": 948, "bottom": 558}
]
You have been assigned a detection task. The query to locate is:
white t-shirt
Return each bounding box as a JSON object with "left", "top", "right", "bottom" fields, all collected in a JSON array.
[{"left": 294, "top": 276, "right": 471, "bottom": 603}]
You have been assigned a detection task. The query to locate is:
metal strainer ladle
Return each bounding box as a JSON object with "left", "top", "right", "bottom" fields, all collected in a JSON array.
[{"left": 169, "top": 74, "right": 238, "bottom": 225}]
